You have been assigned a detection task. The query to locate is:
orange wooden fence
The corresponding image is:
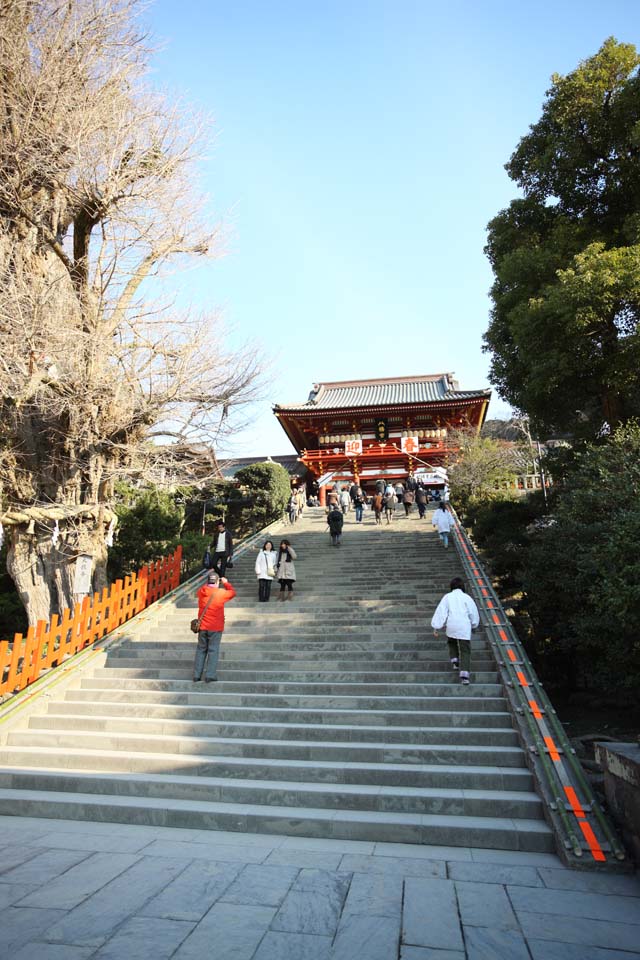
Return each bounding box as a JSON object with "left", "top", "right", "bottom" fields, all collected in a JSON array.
[{"left": 0, "top": 546, "right": 182, "bottom": 700}]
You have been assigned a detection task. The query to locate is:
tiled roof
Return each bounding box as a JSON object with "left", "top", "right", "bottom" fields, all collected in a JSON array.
[
  {"left": 275, "top": 375, "right": 490, "bottom": 411},
  {"left": 217, "top": 455, "right": 304, "bottom": 479}
]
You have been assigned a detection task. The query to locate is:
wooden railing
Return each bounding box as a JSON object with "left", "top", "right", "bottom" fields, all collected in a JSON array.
[{"left": 0, "top": 546, "right": 182, "bottom": 700}]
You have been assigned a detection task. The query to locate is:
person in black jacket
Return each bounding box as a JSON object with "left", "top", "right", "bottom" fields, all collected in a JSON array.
[
  {"left": 327, "top": 506, "right": 344, "bottom": 546},
  {"left": 210, "top": 520, "right": 233, "bottom": 577}
]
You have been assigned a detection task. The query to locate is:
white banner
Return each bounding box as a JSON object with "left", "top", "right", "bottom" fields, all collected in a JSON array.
[
  {"left": 344, "top": 439, "right": 363, "bottom": 456},
  {"left": 401, "top": 436, "right": 419, "bottom": 454}
]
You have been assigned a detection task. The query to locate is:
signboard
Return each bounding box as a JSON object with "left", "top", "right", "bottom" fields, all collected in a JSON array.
[
  {"left": 413, "top": 471, "right": 444, "bottom": 484},
  {"left": 344, "top": 438, "right": 363, "bottom": 456},
  {"left": 375, "top": 418, "right": 389, "bottom": 442},
  {"left": 401, "top": 436, "right": 419, "bottom": 454},
  {"left": 73, "top": 555, "right": 93, "bottom": 596}
]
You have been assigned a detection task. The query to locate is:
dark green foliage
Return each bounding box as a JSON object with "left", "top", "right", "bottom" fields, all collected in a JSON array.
[
  {"left": 484, "top": 39, "right": 640, "bottom": 438},
  {"left": 470, "top": 426, "right": 640, "bottom": 703},
  {"left": 108, "top": 484, "right": 185, "bottom": 581},
  {"left": 525, "top": 423, "right": 640, "bottom": 699},
  {"left": 234, "top": 461, "right": 292, "bottom": 528}
]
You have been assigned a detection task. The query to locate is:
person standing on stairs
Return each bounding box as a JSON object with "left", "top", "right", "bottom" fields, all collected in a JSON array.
[
  {"left": 255, "top": 539, "right": 278, "bottom": 602},
  {"left": 193, "top": 571, "right": 236, "bottom": 683},
  {"left": 383, "top": 488, "right": 396, "bottom": 523},
  {"left": 431, "top": 577, "right": 480, "bottom": 685},
  {"left": 432, "top": 502, "right": 454, "bottom": 548},
  {"left": 210, "top": 519, "right": 234, "bottom": 575},
  {"left": 276, "top": 538, "right": 297, "bottom": 600},
  {"left": 327, "top": 505, "right": 344, "bottom": 546}
]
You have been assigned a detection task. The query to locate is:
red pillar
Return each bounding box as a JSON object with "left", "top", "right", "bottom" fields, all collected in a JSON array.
[{"left": 319, "top": 485, "right": 327, "bottom": 507}]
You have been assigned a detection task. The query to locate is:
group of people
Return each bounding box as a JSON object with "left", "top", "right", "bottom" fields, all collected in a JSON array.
[
  {"left": 287, "top": 487, "right": 306, "bottom": 524},
  {"left": 194, "top": 494, "right": 479, "bottom": 687}
]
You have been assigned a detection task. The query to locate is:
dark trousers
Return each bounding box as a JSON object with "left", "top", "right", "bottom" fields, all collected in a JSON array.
[
  {"left": 279, "top": 578, "right": 294, "bottom": 593},
  {"left": 447, "top": 637, "right": 471, "bottom": 673},
  {"left": 404, "top": 503, "right": 412, "bottom": 516},
  {"left": 258, "top": 579, "right": 272, "bottom": 602},
  {"left": 212, "top": 552, "right": 228, "bottom": 577},
  {"left": 417, "top": 502, "right": 426, "bottom": 518}
]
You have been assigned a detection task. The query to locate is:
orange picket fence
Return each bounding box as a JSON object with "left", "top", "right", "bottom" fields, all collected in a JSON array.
[{"left": 0, "top": 546, "right": 182, "bottom": 700}]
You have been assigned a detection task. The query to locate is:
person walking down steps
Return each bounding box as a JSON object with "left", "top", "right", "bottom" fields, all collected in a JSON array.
[
  {"left": 255, "top": 539, "right": 278, "bottom": 602},
  {"left": 210, "top": 519, "right": 234, "bottom": 576},
  {"left": 432, "top": 502, "right": 454, "bottom": 548},
  {"left": 276, "top": 539, "right": 297, "bottom": 601},
  {"left": 431, "top": 576, "right": 480, "bottom": 685},
  {"left": 193, "top": 571, "right": 236, "bottom": 683}
]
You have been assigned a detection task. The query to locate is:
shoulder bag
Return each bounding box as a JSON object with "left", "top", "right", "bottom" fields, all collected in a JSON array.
[{"left": 190, "top": 590, "right": 216, "bottom": 634}]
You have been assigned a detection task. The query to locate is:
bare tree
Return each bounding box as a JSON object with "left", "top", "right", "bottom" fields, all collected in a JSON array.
[
  {"left": 0, "top": 0, "right": 261, "bottom": 624},
  {"left": 447, "top": 429, "right": 522, "bottom": 505}
]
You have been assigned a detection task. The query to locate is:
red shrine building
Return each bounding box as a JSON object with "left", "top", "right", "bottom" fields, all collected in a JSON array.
[{"left": 274, "top": 373, "right": 491, "bottom": 503}]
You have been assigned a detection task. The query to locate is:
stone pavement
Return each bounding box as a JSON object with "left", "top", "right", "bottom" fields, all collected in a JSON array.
[{"left": 0, "top": 815, "right": 638, "bottom": 960}]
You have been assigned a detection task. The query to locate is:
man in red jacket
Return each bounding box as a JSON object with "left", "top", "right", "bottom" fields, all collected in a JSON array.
[{"left": 193, "top": 571, "right": 236, "bottom": 683}]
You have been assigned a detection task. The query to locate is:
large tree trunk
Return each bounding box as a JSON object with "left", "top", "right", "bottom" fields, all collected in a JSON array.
[{"left": 6, "top": 521, "right": 108, "bottom": 627}]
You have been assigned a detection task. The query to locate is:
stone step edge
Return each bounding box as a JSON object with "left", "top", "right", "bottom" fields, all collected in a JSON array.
[
  {"left": 18, "top": 718, "right": 518, "bottom": 737},
  {"left": 0, "top": 789, "right": 554, "bottom": 848},
  {"left": 0, "top": 768, "right": 542, "bottom": 805}
]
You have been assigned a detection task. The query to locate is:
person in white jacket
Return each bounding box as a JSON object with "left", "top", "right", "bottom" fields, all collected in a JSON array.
[
  {"left": 431, "top": 577, "right": 480, "bottom": 684},
  {"left": 255, "top": 540, "right": 278, "bottom": 602},
  {"left": 432, "top": 502, "right": 454, "bottom": 548}
]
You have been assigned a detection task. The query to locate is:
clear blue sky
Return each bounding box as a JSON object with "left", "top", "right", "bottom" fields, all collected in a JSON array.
[{"left": 148, "top": 0, "right": 639, "bottom": 457}]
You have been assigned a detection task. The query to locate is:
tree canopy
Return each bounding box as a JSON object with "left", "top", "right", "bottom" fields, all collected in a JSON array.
[
  {"left": 484, "top": 38, "right": 640, "bottom": 437},
  {"left": 0, "top": 0, "right": 261, "bottom": 623}
]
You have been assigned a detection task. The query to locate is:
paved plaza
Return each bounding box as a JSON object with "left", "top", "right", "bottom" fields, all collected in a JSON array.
[{"left": 0, "top": 814, "right": 638, "bottom": 959}]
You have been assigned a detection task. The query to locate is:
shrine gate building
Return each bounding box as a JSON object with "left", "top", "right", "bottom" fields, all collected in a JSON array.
[{"left": 274, "top": 373, "right": 491, "bottom": 503}]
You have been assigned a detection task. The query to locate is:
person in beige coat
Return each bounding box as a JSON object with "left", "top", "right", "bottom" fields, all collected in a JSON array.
[{"left": 276, "top": 539, "right": 297, "bottom": 601}]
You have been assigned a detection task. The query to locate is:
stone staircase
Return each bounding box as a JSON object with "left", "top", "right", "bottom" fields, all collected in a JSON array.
[{"left": 0, "top": 506, "right": 554, "bottom": 852}]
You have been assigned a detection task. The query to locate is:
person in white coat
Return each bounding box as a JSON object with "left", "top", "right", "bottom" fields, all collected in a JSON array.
[
  {"left": 255, "top": 539, "right": 278, "bottom": 602},
  {"left": 431, "top": 577, "right": 480, "bottom": 684},
  {"left": 432, "top": 502, "right": 454, "bottom": 548}
]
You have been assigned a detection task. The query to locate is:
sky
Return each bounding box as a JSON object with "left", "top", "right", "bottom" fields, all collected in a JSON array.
[{"left": 147, "top": 0, "right": 639, "bottom": 457}]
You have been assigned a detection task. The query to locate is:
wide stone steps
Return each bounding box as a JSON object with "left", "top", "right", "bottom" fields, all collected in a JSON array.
[
  {"left": 40, "top": 702, "right": 513, "bottom": 728},
  {"left": 9, "top": 718, "right": 520, "bottom": 748},
  {"left": 0, "top": 768, "right": 542, "bottom": 819},
  {"left": 0, "top": 508, "right": 554, "bottom": 852},
  {"left": 3, "top": 730, "right": 526, "bottom": 766},
  {"left": 0, "top": 787, "right": 551, "bottom": 850},
  {"left": 58, "top": 689, "right": 509, "bottom": 712}
]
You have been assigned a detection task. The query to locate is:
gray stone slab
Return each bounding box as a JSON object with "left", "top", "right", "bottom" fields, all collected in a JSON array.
[
  {"left": 470, "top": 848, "right": 562, "bottom": 866},
  {"left": 46, "top": 856, "right": 187, "bottom": 947},
  {"left": 402, "top": 877, "right": 463, "bottom": 951},
  {"left": 18, "top": 852, "right": 141, "bottom": 909},
  {"left": 456, "top": 880, "right": 519, "bottom": 930},
  {"left": 0, "top": 844, "right": 46, "bottom": 874},
  {"left": 0, "top": 907, "right": 64, "bottom": 954},
  {"left": 139, "top": 839, "right": 266, "bottom": 863},
  {"left": 447, "top": 860, "right": 542, "bottom": 886},
  {"left": 172, "top": 902, "right": 276, "bottom": 960},
  {"left": 139, "top": 859, "right": 242, "bottom": 920},
  {"left": 377, "top": 842, "right": 473, "bottom": 862},
  {"left": 220, "top": 863, "right": 298, "bottom": 907},
  {"left": 271, "top": 871, "right": 351, "bottom": 938},
  {"left": 279, "top": 835, "right": 375, "bottom": 853},
  {"left": 35, "top": 831, "right": 150, "bottom": 853},
  {"left": 509, "top": 885, "right": 640, "bottom": 925},
  {"left": 464, "top": 925, "right": 531, "bottom": 960},
  {"left": 332, "top": 913, "right": 401, "bottom": 960},
  {"left": 538, "top": 867, "right": 640, "bottom": 897},
  {"left": 10, "top": 944, "right": 94, "bottom": 960},
  {"left": 341, "top": 854, "right": 445, "bottom": 879},
  {"left": 252, "top": 930, "right": 332, "bottom": 960},
  {"left": 528, "top": 938, "right": 640, "bottom": 960},
  {"left": 91, "top": 916, "right": 195, "bottom": 960},
  {"left": 518, "top": 911, "right": 640, "bottom": 953},
  {"left": 0, "top": 882, "right": 38, "bottom": 908},
  {"left": 342, "top": 871, "right": 403, "bottom": 919},
  {"left": 400, "top": 949, "right": 465, "bottom": 960},
  {"left": 1, "top": 848, "right": 92, "bottom": 886},
  {"left": 264, "top": 848, "right": 342, "bottom": 870}
]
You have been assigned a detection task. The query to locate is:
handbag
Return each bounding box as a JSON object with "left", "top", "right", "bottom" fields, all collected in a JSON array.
[
  {"left": 190, "top": 590, "right": 217, "bottom": 634},
  {"left": 226, "top": 558, "right": 234, "bottom": 569},
  {"left": 202, "top": 547, "right": 211, "bottom": 569}
]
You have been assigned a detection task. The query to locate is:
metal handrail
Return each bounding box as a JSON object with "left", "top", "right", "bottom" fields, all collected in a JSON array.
[{"left": 448, "top": 506, "right": 626, "bottom": 865}]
